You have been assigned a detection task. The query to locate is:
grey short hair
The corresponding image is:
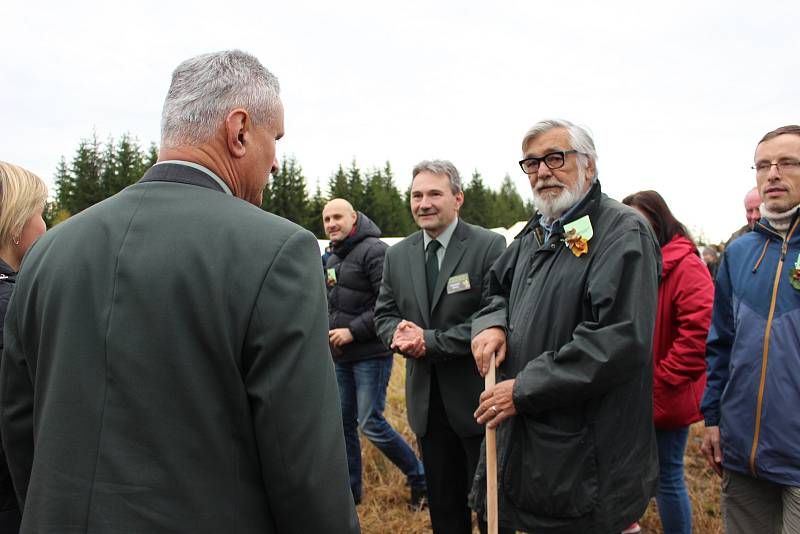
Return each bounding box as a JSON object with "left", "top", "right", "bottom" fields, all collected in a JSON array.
[
  {"left": 161, "top": 50, "right": 281, "bottom": 148},
  {"left": 411, "top": 160, "right": 462, "bottom": 194},
  {"left": 521, "top": 119, "right": 598, "bottom": 179}
]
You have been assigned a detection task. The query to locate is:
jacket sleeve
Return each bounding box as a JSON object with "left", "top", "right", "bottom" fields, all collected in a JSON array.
[
  {"left": 242, "top": 229, "right": 360, "bottom": 534},
  {"left": 656, "top": 255, "right": 714, "bottom": 387},
  {"left": 512, "top": 225, "right": 661, "bottom": 414},
  {"left": 374, "top": 248, "right": 402, "bottom": 352},
  {"left": 700, "top": 250, "right": 735, "bottom": 427},
  {"left": 348, "top": 240, "right": 387, "bottom": 342},
  {"left": 0, "top": 289, "right": 35, "bottom": 507},
  {"left": 423, "top": 233, "right": 506, "bottom": 363},
  {"left": 471, "top": 236, "right": 522, "bottom": 338}
]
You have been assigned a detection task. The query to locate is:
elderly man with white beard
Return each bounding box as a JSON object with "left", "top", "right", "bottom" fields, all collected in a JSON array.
[{"left": 468, "top": 119, "right": 661, "bottom": 534}]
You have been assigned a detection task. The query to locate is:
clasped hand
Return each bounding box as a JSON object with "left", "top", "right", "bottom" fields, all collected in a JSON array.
[{"left": 390, "top": 320, "right": 426, "bottom": 358}]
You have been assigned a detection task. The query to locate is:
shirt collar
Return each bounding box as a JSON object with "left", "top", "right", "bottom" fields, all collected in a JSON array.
[
  {"left": 423, "top": 217, "right": 459, "bottom": 251},
  {"left": 155, "top": 160, "right": 233, "bottom": 196}
]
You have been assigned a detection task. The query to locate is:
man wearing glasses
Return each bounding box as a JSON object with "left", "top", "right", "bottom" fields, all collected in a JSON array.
[
  {"left": 701, "top": 125, "right": 800, "bottom": 533},
  {"left": 469, "top": 119, "right": 661, "bottom": 533}
]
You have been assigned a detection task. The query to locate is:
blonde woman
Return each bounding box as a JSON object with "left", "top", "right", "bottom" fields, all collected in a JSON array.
[{"left": 0, "top": 161, "right": 47, "bottom": 531}]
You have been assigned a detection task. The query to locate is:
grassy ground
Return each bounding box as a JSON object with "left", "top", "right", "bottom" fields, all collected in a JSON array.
[{"left": 356, "top": 355, "right": 723, "bottom": 534}]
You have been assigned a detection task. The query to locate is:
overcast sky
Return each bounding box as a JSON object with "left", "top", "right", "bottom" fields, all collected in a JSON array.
[{"left": 2, "top": 0, "right": 798, "bottom": 241}]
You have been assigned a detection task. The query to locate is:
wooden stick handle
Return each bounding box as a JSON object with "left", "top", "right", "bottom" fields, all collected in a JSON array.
[{"left": 485, "top": 353, "right": 498, "bottom": 534}]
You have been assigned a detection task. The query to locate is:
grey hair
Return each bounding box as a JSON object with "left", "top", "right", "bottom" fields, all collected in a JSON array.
[
  {"left": 161, "top": 50, "right": 281, "bottom": 148},
  {"left": 521, "top": 119, "right": 598, "bottom": 179},
  {"left": 411, "top": 160, "right": 462, "bottom": 194}
]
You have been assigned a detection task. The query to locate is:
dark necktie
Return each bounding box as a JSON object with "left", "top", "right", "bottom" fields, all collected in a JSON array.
[{"left": 426, "top": 240, "right": 441, "bottom": 307}]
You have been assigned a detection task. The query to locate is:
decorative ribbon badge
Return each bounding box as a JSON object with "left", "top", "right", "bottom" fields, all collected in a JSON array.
[
  {"left": 563, "top": 215, "right": 593, "bottom": 257},
  {"left": 790, "top": 252, "right": 800, "bottom": 290}
]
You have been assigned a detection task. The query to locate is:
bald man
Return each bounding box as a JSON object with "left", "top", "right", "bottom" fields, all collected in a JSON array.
[
  {"left": 727, "top": 188, "right": 763, "bottom": 245},
  {"left": 744, "top": 187, "right": 762, "bottom": 229},
  {"left": 322, "top": 199, "right": 427, "bottom": 509}
]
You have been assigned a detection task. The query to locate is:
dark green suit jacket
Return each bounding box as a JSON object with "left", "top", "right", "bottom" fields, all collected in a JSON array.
[
  {"left": 374, "top": 220, "right": 506, "bottom": 438},
  {"left": 0, "top": 164, "right": 360, "bottom": 533}
]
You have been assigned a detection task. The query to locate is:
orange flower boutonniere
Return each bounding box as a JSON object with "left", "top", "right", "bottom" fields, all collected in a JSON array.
[
  {"left": 565, "top": 229, "right": 589, "bottom": 257},
  {"left": 562, "top": 215, "right": 594, "bottom": 258}
]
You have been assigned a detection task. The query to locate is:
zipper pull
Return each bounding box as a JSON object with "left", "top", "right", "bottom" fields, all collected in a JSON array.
[{"left": 781, "top": 240, "right": 789, "bottom": 259}]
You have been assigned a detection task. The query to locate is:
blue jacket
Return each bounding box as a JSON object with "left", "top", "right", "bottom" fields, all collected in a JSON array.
[{"left": 701, "top": 210, "right": 800, "bottom": 485}]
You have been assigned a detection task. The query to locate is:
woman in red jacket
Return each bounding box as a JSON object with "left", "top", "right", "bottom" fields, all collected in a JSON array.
[{"left": 623, "top": 190, "right": 714, "bottom": 534}]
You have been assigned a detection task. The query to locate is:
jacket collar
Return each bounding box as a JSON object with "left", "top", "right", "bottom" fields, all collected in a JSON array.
[
  {"left": 0, "top": 258, "right": 16, "bottom": 282},
  {"left": 754, "top": 207, "right": 800, "bottom": 242},
  {"left": 138, "top": 163, "right": 226, "bottom": 193}
]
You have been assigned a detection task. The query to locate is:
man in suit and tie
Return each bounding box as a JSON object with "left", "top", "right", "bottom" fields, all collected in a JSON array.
[
  {"left": 374, "top": 160, "right": 507, "bottom": 534},
  {"left": 0, "top": 50, "right": 359, "bottom": 533}
]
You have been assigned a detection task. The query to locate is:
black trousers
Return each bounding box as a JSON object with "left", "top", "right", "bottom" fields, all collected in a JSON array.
[{"left": 418, "top": 369, "right": 513, "bottom": 534}]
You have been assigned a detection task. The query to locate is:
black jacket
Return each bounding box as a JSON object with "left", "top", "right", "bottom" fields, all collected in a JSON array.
[
  {"left": 0, "top": 259, "right": 21, "bottom": 532},
  {"left": 326, "top": 212, "right": 391, "bottom": 363},
  {"left": 469, "top": 181, "right": 661, "bottom": 533}
]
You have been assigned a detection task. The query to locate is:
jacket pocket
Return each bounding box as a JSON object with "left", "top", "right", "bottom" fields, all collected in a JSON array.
[{"left": 502, "top": 417, "right": 598, "bottom": 518}]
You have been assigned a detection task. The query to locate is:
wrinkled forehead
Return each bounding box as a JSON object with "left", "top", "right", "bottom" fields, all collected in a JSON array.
[
  {"left": 523, "top": 127, "right": 572, "bottom": 156},
  {"left": 755, "top": 133, "right": 800, "bottom": 160}
]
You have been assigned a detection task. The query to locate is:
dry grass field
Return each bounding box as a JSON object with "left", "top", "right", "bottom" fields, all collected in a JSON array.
[{"left": 356, "top": 355, "right": 723, "bottom": 534}]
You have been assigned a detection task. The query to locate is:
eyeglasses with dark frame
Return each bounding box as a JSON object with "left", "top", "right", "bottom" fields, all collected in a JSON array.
[
  {"left": 519, "top": 150, "right": 581, "bottom": 175},
  {"left": 752, "top": 159, "right": 800, "bottom": 176}
]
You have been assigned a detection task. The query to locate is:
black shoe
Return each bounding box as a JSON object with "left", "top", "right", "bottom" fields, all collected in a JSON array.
[{"left": 409, "top": 486, "right": 428, "bottom": 511}]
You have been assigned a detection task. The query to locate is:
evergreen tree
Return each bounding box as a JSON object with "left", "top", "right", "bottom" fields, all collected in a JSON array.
[
  {"left": 492, "top": 174, "right": 530, "bottom": 227},
  {"left": 327, "top": 164, "right": 349, "bottom": 199},
  {"left": 460, "top": 170, "right": 494, "bottom": 228},
  {"left": 112, "top": 134, "right": 150, "bottom": 194},
  {"left": 263, "top": 155, "right": 309, "bottom": 225},
  {"left": 53, "top": 157, "right": 76, "bottom": 218},
  {"left": 362, "top": 163, "right": 409, "bottom": 237},
  {"left": 99, "top": 136, "right": 118, "bottom": 199},
  {"left": 68, "top": 133, "right": 104, "bottom": 214},
  {"left": 146, "top": 143, "right": 159, "bottom": 168},
  {"left": 346, "top": 159, "right": 364, "bottom": 208},
  {"left": 305, "top": 183, "right": 328, "bottom": 238}
]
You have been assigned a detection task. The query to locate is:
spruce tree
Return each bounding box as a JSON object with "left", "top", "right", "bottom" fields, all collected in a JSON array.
[
  {"left": 263, "top": 155, "right": 309, "bottom": 225},
  {"left": 53, "top": 157, "right": 76, "bottom": 217},
  {"left": 346, "top": 159, "right": 364, "bottom": 208},
  {"left": 327, "top": 164, "right": 349, "bottom": 200},
  {"left": 460, "top": 170, "right": 493, "bottom": 228},
  {"left": 69, "top": 133, "right": 104, "bottom": 214},
  {"left": 305, "top": 183, "right": 328, "bottom": 238},
  {"left": 492, "top": 174, "right": 530, "bottom": 227}
]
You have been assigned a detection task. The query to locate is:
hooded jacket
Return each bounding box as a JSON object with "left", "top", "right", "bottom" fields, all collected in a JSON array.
[
  {"left": 325, "top": 212, "right": 391, "bottom": 363},
  {"left": 701, "top": 210, "right": 800, "bottom": 485},
  {"left": 652, "top": 235, "right": 714, "bottom": 429},
  {"left": 469, "top": 181, "right": 661, "bottom": 534}
]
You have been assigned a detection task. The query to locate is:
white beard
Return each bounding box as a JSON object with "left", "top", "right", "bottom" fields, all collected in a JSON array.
[{"left": 532, "top": 170, "right": 588, "bottom": 222}]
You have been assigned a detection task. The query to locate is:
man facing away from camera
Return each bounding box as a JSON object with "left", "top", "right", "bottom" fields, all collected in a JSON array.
[{"left": 0, "top": 50, "right": 359, "bottom": 533}]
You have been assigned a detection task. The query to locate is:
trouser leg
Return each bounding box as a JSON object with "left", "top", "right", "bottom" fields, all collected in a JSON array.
[
  {"left": 722, "top": 468, "right": 782, "bottom": 534},
  {"left": 419, "top": 372, "right": 472, "bottom": 534},
  {"left": 654, "top": 427, "right": 692, "bottom": 534},
  {"left": 354, "top": 357, "right": 425, "bottom": 489},
  {"left": 781, "top": 485, "right": 800, "bottom": 534},
  {"left": 335, "top": 362, "right": 362, "bottom": 502}
]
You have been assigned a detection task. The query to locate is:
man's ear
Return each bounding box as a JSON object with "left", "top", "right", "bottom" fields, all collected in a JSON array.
[
  {"left": 225, "top": 109, "right": 248, "bottom": 158},
  {"left": 454, "top": 190, "right": 465, "bottom": 210}
]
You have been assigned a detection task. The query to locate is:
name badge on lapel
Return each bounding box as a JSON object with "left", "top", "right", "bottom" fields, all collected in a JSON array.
[{"left": 446, "top": 273, "right": 471, "bottom": 294}]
